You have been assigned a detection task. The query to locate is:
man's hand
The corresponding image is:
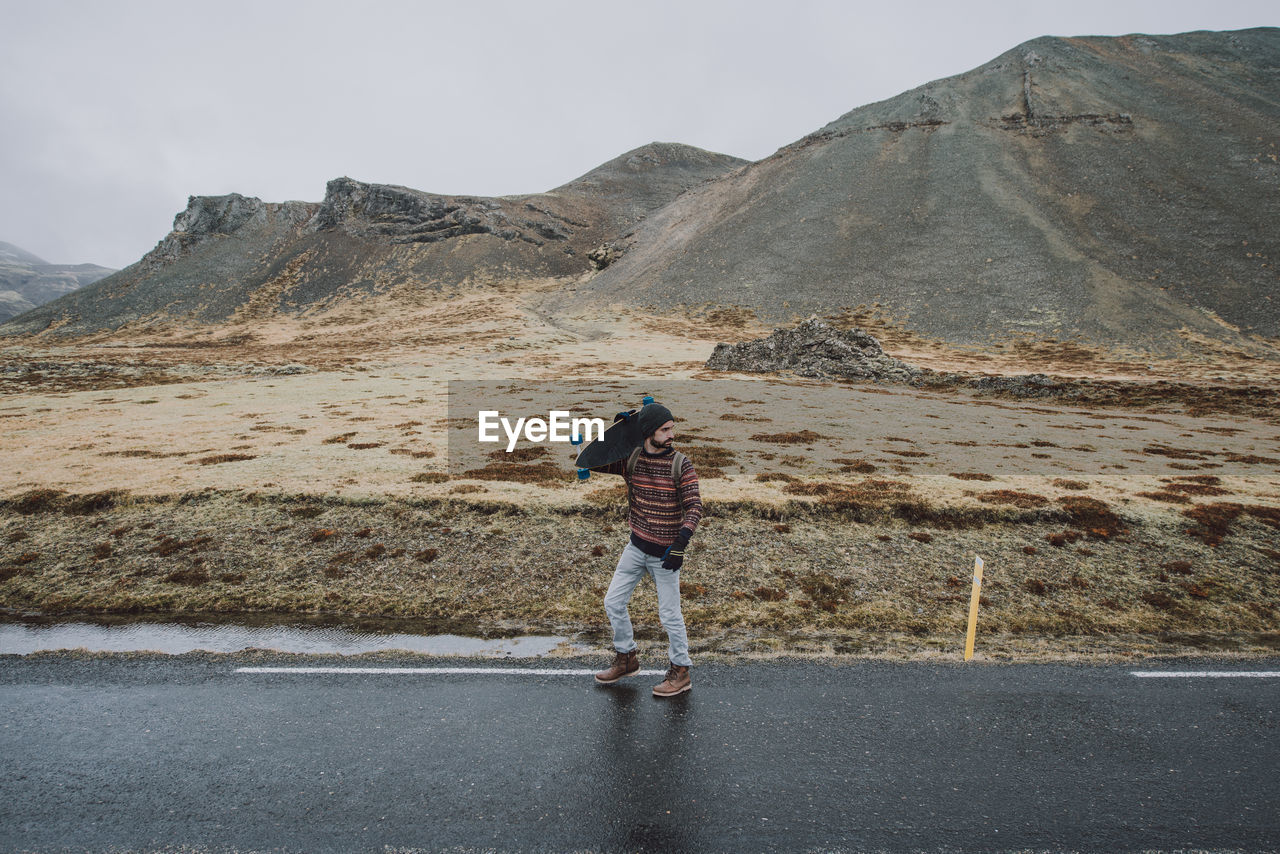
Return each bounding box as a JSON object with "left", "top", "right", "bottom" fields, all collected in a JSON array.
[{"left": 661, "top": 529, "right": 692, "bottom": 571}]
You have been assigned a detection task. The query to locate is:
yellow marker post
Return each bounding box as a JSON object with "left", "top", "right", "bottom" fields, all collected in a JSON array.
[{"left": 964, "top": 555, "right": 984, "bottom": 661}]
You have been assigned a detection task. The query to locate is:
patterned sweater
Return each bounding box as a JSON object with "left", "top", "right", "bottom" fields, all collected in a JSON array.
[{"left": 594, "top": 447, "right": 703, "bottom": 556}]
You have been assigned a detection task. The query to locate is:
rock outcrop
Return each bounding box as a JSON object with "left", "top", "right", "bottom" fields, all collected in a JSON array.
[
  {"left": 137, "top": 195, "right": 316, "bottom": 273},
  {"left": 706, "top": 318, "right": 924, "bottom": 383},
  {"left": 312, "top": 178, "right": 577, "bottom": 247},
  {"left": 705, "top": 318, "right": 1122, "bottom": 398},
  {"left": 706, "top": 319, "right": 1280, "bottom": 413}
]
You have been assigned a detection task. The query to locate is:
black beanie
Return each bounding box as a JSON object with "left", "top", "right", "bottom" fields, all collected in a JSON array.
[{"left": 636, "top": 402, "right": 674, "bottom": 438}]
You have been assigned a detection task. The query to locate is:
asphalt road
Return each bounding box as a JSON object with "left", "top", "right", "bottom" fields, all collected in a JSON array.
[{"left": 1, "top": 655, "right": 1277, "bottom": 853}]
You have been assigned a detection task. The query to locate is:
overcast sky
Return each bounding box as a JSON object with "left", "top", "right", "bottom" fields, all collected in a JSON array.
[{"left": 2, "top": 0, "right": 1275, "bottom": 269}]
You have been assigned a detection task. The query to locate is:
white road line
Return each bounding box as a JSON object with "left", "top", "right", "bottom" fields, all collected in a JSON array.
[
  {"left": 235, "top": 666, "right": 667, "bottom": 676},
  {"left": 1131, "top": 671, "right": 1280, "bottom": 678}
]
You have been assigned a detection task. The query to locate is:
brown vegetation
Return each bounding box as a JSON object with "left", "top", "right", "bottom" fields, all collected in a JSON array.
[
  {"left": 1183, "top": 503, "right": 1280, "bottom": 547},
  {"left": 1058, "top": 496, "right": 1126, "bottom": 539},
  {"left": 461, "top": 461, "right": 568, "bottom": 484},
  {"left": 488, "top": 446, "right": 549, "bottom": 462},
  {"left": 187, "top": 453, "right": 257, "bottom": 465},
  {"left": 683, "top": 444, "right": 735, "bottom": 479},
  {"left": 749, "top": 430, "right": 828, "bottom": 444},
  {"left": 2, "top": 484, "right": 1274, "bottom": 657},
  {"left": 1137, "top": 491, "right": 1192, "bottom": 504},
  {"left": 835, "top": 459, "right": 877, "bottom": 474},
  {"left": 977, "top": 490, "right": 1050, "bottom": 509}
]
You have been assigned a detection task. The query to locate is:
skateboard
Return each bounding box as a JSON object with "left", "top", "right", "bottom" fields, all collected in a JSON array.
[{"left": 572, "top": 395, "right": 654, "bottom": 480}]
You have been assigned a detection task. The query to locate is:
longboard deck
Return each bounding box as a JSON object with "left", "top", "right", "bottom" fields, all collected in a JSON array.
[{"left": 574, "top": 416, "right": 642, "bottom": 469}]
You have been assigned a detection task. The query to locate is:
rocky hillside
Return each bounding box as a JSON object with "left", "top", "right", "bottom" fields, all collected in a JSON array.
[
  {"left": 0, "top": 242, "right": 114, "bottom": 324},
  {"left": 0, "top": 144, "right": 746, "bottom": 337},
  {"left": 5, "top": 28, "right": 1278, "bottom": 357},
  {"left": 558, "top": 28, "right": 1280, "bottom": 355}
]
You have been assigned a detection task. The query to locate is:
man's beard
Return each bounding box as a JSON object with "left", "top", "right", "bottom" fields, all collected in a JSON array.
[{"left": 651, "top": 437, "right": 673, "bottom": 450}]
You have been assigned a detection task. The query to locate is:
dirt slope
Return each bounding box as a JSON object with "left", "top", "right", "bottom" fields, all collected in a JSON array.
[{"left": 563, "top": 28, "right": 1280, "bottom": 356}]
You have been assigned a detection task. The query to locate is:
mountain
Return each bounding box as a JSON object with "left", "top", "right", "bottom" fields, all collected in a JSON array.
[
  {"left": 4, "top": 28, "right": 1278, "bottom": 357},
  {"left": 554, "top": 27, "right": 1280, "bottom": 354},
  {"left": 0, "top": 242, "right": 115, "bottom": 324},
  {"left": 0, "top": 144, "right": 747, "bottom": 337}
]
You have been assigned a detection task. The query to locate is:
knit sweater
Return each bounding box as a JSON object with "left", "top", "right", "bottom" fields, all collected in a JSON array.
[{"left": 594, "top": 446, "right": 702, "bottom": 555}]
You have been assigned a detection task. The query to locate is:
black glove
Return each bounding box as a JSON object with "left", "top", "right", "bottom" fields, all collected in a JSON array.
[
  {"left": 613, "top": 409, "right": 636, "bottom": 424},
  {"left": 662, "top": 529, "right": 692, "bottom": 571}
]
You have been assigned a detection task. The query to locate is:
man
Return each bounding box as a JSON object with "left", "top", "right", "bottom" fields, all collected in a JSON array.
[{"left": 591, "top": 402, "right": 702, "bottom": 697}]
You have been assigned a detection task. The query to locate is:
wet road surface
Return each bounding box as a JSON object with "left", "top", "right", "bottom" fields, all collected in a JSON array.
[{"left": 1, "top": 655, "right": 1277, "bottom": 852}]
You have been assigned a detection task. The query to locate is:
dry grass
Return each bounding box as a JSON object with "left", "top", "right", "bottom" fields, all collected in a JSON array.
[
  {"left": 488, "top": 446, "right": 548, "bottom": 462},
  {"left": 976, "top": 490, "right": 1050, "bottom": 509},
  {"left": 835, "top": 459, "right": 878, "bottom": 474},
  {"left": 0, "top": 487, "right": 1274, "bottom": 655},
  {"left": 3, "top": 490, "right": 130, "bottom": 516},
  {"left": 2, "top": 302, "right": 1278, "bottom": 659},
  {"left": 187, "top": 453, "right": 257, "bottom": 466},
  {"left": 322, "top": 433, "right": 358, "bottom": 444},
  {"left": 1166, "top": 483, "right": 1234, "bottom": 496},
  {"left": 749, "top": 430, "right": 828, "bottom": 444},
  {"left": 682, "top": 444, "right": 735, "bottom": 479},
  {"left": 461, "top": 461, "right": 568, "bottom": 485},
  {"left": 1137, "top": 491, "right": 1192, "bottom": 504},
  {"left": 0, "top": 486, "right": 1259, "bottom": 647},
  {"left": 1183, "top": 503, "right": 1280, "bottom": 547},
  {"left": 1058, "top": 496, "right": 1126, "bottom": 539}
]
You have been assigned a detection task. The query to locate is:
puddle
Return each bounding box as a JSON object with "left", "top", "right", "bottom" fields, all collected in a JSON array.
[{"left": 0, "top": 620, "right": 587, "bottom": 657}]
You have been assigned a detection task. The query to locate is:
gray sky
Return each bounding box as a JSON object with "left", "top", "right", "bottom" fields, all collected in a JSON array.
[{"left": 2, "top": 0, "right": 1275, "bottom": 269}]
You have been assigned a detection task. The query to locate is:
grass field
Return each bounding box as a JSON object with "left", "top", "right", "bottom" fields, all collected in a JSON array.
[{"left": 2, "top": 293, "right": 1278, "bottom": 660}]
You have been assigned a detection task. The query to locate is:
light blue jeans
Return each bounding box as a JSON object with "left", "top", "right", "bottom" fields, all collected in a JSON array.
[{"left": 603, "top": 541, "right": 691, "bottom": 667}]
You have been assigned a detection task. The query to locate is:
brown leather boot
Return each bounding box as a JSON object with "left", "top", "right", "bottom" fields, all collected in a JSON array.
[
  {"left": 594, "top": 650, "right": 640, "bottom": 684},
  {"left": 652, "top": 662, "right": 691, "bottom": 697}
]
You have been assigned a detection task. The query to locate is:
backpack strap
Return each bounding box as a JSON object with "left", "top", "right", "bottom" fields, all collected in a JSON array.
[
  {"left": 625, "top": 446, "right": 643, "bottom": 479},
  {"left": 625, "top": 446, "right": 643, "bottom": 507},
  {"left": 670, "top": 451, "right": 687, "bottom": 487}
]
